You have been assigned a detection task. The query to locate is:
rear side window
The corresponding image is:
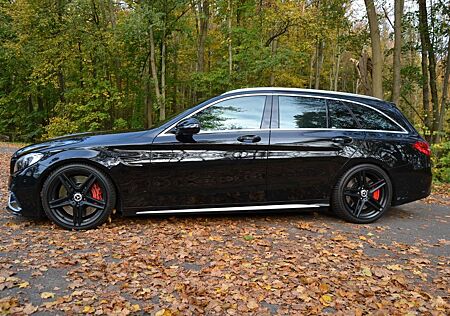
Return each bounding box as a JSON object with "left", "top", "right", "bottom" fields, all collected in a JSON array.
[
  {"left": 279, "top": 96, "right": 327, "bottom": 129},
  {"left": 328, "top": 100, "right": 358, "bottom": 129},
  {"left": 344, "top": 102, "right": 403, "bottom": 131}
]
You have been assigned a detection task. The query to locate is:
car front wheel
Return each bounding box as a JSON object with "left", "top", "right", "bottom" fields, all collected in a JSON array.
[
  {"left": 331, "top": 164, "right": 392, "bottom": 223},
  {"left": 41, "top": 163, "right": 116, "bottom": 230}
]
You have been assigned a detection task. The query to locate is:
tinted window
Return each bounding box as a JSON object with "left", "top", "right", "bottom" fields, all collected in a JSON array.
[
  {"left": 345, "top": 102, "right": 402, "bottom": 131},
  {"left": 193, "top": 96, "right": 266, "bottom": 131},
  {"left": 328, "top": 100, "right": 358, "bottom": 129},
  {"left": 279, "top": 96, "right": 327, "bottom": 128}
]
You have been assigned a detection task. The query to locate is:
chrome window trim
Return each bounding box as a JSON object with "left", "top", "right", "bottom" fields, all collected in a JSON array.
[
  {"left": 160, "top": 92, "right": 408, "bottom": 136},
  {"left": 276, "top": 93, "right": 408, "bottom": 134}
]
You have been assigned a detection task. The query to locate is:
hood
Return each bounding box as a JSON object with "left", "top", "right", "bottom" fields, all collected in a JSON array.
[{"left": 13, "top": 129, "right": 157, "bottom": 158}]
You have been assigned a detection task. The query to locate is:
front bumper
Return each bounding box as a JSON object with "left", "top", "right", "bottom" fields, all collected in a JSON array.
[
  {"left": 7, "top": 191, "right": 23, "bottom": 215},
  {"left": 8, "top": 169, "right": 46, "bottom": 219}
]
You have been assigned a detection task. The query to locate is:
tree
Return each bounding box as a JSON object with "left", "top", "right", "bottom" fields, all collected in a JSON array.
[
  {"left": 364, "top": 0, "right": 383, "bottom": 98},
  {"left": 392, "top": 0, "right": 404, "bottom": 104}
]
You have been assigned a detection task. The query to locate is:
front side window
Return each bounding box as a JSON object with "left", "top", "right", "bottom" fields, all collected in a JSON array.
[
  {"left": 279, "top": 96, "right": 327, "bottom": 129},
  {"left": 192, "top": 96, "right": 266, "bottom": 131},
  {"left": 344, "top": 102, "right": 403, "bottom": 131}
]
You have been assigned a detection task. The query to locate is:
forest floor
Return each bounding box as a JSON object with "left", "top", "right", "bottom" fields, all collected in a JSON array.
[{"left": 0, "top": 145, "right": 449, "bottom": 315}]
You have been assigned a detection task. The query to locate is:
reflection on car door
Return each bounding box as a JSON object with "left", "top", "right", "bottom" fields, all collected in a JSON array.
[
  {"left": 148, "top": 95, "right": 272, "bottom": 209},
  {"left": 267, "top": 96, "right": 365, "bottom": 203}
]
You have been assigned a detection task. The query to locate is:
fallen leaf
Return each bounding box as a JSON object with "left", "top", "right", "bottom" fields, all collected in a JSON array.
[{"left": 40, "top": 292, "right": 55, "bottom": 299}]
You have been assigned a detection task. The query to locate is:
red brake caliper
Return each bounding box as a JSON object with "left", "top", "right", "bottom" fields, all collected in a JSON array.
[
  {"left": 373, "top": 189, "right": 380, "bottom": 200},
  {"left": 91, "top": 183, "right": 103, "bottom": 200}
]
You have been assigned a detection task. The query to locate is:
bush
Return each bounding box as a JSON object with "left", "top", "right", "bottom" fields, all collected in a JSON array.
[
  {"left": 43, "top": 117, "right": 79, "bottom": 140},
  {"left": 431, "top": 141, "right": 450, "bottom": 183}
]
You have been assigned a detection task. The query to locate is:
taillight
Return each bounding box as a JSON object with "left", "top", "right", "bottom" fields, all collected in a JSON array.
[{"left": 412, "top": 141, "right": 431, "bottom": 156}]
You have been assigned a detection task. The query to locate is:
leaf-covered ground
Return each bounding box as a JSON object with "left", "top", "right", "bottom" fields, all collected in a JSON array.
[{"left": 0, "top": 149, "right": 449, "bottom": 315}]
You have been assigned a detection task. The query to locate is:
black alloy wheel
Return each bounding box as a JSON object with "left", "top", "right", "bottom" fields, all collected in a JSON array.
[
  {"left": 41, "top": 164, "right": 116, "bottom": 230},
  {"left": 331, "top": 164, "right": 392, "bottom": 223}
]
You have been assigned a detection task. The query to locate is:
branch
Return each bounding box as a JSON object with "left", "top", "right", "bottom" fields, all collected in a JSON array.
[
  {"left": 400, "top": 94, "right": 426, "bottom": 125},
  {"left": 265, "top": 21, "right": 295, "bottom": 47},
  {"left": 382, "top": 7, "right": 394, "bottom": 29}
]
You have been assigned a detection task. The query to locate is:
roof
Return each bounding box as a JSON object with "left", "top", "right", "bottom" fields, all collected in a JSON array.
[{"left": 222, "top": 87, "right": 382, "bottom": 101}]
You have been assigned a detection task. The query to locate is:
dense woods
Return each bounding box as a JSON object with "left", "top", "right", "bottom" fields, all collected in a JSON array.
[{"left": 0, "top": 0, "right": 448, "bottom": 145}]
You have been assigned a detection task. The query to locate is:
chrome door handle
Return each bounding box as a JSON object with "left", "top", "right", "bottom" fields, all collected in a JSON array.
[
  {"left": 332, "top": 136, "right": 353, "bottom": 144},
  {"left": 237, "top": 135, "right": 261, "bottom": 143}
]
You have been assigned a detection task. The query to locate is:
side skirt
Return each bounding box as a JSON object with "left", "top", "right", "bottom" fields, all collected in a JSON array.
[{"left": 134, "top": 203, "right": 329, "bottom": 215}]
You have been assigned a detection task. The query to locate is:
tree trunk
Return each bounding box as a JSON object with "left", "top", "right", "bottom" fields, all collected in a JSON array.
[
  {"left": 196, "top": 0, "right": 209, "bottom": 73},
  {"left": 418, "top": 4, "right": 431, "bottom": 136},
  {"left": 334, "top": 51, "right": 341, "bottom": 91},
  {"left": 227, "top": 0, "right": 232, "bottom": 78},
  {"left": 437, "top": 32, "right": 450, "bottom": 142},
  {"left": 149, "top": 25, "right": 161, "bottom": 123},
  {"left": 270, "top": 38, "right": 277, "bottom": 85},
  {"left": 364, "top": 0, "right": 383, "bottom": 98},
  {"left": 418, "top": 0, "right": 439, "bottom": 142},
  {"left": 314, "top": 38, "right": 323, "bottom": 89},
  {"left": 160, "top": 29, "right": 166, "bottom": 121},
  {"left": 391, "top": 0, "right": 404, "bottom": 104}
]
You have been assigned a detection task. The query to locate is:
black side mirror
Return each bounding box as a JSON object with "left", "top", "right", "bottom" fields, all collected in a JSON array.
[{"left": 175, "top": 118, "right": 201, "bottom": 136}]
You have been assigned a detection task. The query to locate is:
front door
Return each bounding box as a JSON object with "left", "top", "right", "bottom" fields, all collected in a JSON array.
[{"left": 149, "top": 94, "right": 272, "bottom": 209}]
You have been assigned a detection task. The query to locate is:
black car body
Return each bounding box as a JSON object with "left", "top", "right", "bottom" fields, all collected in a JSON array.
[{"left": 8, "top": 88, "right": 432, "bottom": 229}]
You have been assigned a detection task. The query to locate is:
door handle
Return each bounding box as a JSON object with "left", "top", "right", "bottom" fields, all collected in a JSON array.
[
  {"left": 332, "top": 136, "right": 353, "bottom": 144},
  {"left": 237, "top": 135, "right": 261, "bottom": 143}
]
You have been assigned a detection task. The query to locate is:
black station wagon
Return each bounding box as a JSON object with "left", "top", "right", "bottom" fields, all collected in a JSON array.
[{"left": 8, "top": 87, "right": 432, "bottom": 229}]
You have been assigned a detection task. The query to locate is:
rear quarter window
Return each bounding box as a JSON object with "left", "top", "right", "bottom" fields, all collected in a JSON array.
[{"left": 344, "top": 102, "right": 403, "bottom": 132}]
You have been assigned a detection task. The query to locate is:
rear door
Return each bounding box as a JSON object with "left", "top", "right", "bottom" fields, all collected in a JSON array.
[{"left": 266, "top": 95, "right": 365, "bottom": 203}]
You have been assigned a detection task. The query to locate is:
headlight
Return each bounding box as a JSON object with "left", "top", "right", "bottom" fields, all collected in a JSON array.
[{"left": 14, "top": 153, "right": 44, "bottom": 173}]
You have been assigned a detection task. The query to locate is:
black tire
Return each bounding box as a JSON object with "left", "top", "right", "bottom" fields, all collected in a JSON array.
[
  {"left": 41, "top": 163, "right": 116, "bottom": 230},
  {"left": 331, "top": 164, "right": 392, "bottom": 224}
]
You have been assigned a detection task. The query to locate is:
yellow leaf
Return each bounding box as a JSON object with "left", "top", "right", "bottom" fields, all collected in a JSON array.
[
  {"left": 320, "top": 294, "right": 333, "bottom": 305},
  {"left": 361, "top": 267, "right": 372, "bottom": 277},
  {"left": 155, "top": 309, "right": 172, "bottom": 316},
  {"left": 387, "top": 264, "right": 403, "bottom": 271},
  {"left": 19, "top": 281, "right": 30, "bottom": 288},
  {"left": 83, "top": 305, "right": 95, "bottom": 314},
  {"left": 131, "top": 304, "right": 141, "bottom": 312},
  {"left": 359, "top": 236, "right": 367, "bottom": 241},
  {"left": 40, "top": 292, "right": 55, "bottom": 299}
]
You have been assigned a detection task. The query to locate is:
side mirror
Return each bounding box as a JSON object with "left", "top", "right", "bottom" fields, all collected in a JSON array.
[{"left": 175, "top": 118, "right": 201, "bottom": 136}]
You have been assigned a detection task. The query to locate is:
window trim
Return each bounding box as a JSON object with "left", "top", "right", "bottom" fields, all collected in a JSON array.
[
  {"left": 161, "top": 93, "right": 270, "bottom": 135},
  {"left": 273, "top": 94, "right": 408, "bottom": 134},
  {"left": 161, "top": 92, "right": 408, "bottom": 136}
]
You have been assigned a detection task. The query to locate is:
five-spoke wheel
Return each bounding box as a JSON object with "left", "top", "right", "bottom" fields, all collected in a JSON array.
[
  {"left": 332, "top": 164, "right": 392, "bottom": 223},
  {"left": 41, "top": 164, "right": 116, "bottom": 230}
]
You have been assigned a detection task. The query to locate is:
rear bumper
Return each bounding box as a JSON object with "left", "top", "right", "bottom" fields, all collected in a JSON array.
[{"left": 390, "top": 166, "right": 432, "bottom": 206}]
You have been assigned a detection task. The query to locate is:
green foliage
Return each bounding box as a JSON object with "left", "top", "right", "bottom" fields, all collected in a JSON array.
[
  {"left": 432, "top": 141, "right": 450, "bottom": 183},
  {"left": 44, "top": 117, "right": 79, "bottom": 139}
]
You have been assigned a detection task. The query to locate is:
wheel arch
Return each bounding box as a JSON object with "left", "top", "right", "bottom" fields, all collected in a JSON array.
[{"left": 38, "top": 157, "right": 123, "bottom": 215}]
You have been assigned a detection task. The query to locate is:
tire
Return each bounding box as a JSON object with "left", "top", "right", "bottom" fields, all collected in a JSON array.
[
  {"left": 331, "top": 164, "right": 392, "bottom": 224},
  {"left": 41, "top": 163, "right": 116, "bottom": 230}
]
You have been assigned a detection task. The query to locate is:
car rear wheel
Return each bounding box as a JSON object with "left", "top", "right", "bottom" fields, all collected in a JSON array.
[
  {"left": 331, "top": 164, "right": 392, "bottom": 223},
  {"left": 41, "top": 164, "right": 116, "bottom": 230}
]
